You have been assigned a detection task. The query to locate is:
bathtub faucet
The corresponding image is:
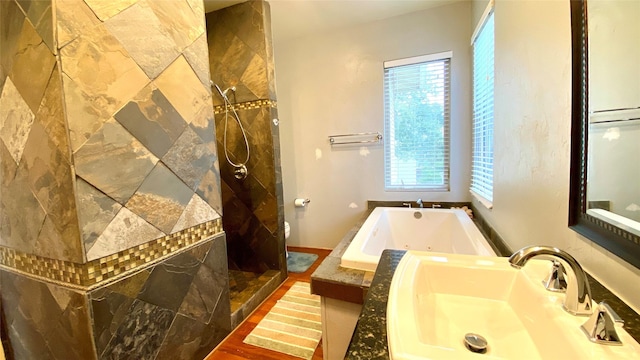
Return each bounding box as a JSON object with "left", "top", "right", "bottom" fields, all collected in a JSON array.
[
  {"left": 508, "top": 246, "right": 592, "bottom": 316},
  {"left": 416, "top": 199, "right": 423, "bottom": 208}
]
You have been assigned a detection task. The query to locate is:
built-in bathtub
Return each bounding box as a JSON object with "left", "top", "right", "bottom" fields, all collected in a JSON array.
[{"left": 340, "top": 207, "right": 496, "bottom": 271}]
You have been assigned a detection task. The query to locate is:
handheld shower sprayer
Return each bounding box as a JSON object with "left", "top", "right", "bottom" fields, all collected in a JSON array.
[
  {"left": 223, "top": 86, "right": 236, "bottom": 97},
  {"left": 212, "top": 82, "right": 250, "bottom": 180}
]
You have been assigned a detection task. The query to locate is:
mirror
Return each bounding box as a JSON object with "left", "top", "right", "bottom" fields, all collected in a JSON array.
[{"left": 569, "top": 0, "right": 640, "bottom": 269}]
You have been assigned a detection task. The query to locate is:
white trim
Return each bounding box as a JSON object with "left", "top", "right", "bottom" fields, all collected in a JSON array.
[
  {"left": 471, "top": 0, "right": 495, "bottom": 45},
  {"left": 383, "top": 51, "right": 453, "bottom": 69},
  {"left": 471, "top": 190, "right": 493, "bottom": 210}
]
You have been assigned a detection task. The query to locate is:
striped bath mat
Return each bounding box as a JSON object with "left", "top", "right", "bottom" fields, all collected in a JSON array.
[{"left": 243, "top": 281, "right": 322, "bottom": 359}]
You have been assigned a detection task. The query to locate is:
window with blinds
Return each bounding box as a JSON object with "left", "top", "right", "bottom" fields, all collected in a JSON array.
[
  {"left": 471, "top": 10, "right": 494, "bottom": 203},
  {"left": 383, "top": 52, "right": 451, "bottom": 191}
]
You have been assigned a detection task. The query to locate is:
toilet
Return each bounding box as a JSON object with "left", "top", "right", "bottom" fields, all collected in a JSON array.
[{"left": 284, "top": 221, "right": 290, "bottom": 258}]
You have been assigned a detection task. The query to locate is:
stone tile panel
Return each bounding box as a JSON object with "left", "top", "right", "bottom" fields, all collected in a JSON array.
[
  {"left": 104, "top": 2, "right": 181, "bottom": 80},
  {"left": 83, "top": 0, "right": 138, "bottom": 21},
  {"left": 114, "top": 84, "right": 187, "bottom": 158},
  {"left": 137, "top": 249, "right": 201, "bottom": 312},
  {"left": 89, "top": 237, "right": 230, "bottom": 360},
  {"left": 233, "top": 1, "right": 267, "bottom": 57},
  {"left": 22, "top": 0, "right": 54, "bottom": 53},
  {"left": 74, "top": 119, "right": 158, "bottom": 205},
  {"left": 56, "top": 0, "right": 101, "bottom": 48},
  {"left": 0, "top": 77, "right": 34, "bottom": 164},
  {"left": 155, "top": 236, "right": 231, "bottom": 360},
  {"left": 162, "top": 126, "right": 215, "bottom": 191},
  {"left": 253, "top": 193, "right": 278, "bottom": 235},
  {"left": 0, "top": 164, "right": 46, "bottom": 253},
  {"left": 75, "top": 177, "right": 122, "bottom": 255},
  {"left": 35, "top": 64, "right": 72, "bottom": 162},
  {"left": 20, "top": 121, "right": 82, "bottom": 261},
  {"left": 0, "top": 0, "right": 26, "bottom": 77},
  {"left": 60, "top": 24, "right": 149, "bottom": 151},
  {"left": 186, "top": 0, "right": 205, "bottom": 17},
  {"left": 172, "top": 194, "right": 221, "bottom": 234},
  {"left": 183, "top": 33, "right": 213, "bottom": 88},
  {"left": 219, "top": 35, "right": 254, "bottom": 92},
  {"left": 107, "top": 268, "right": 152, "bottom": 299},
  {"left": 196, "top": 165, "right": 223, "bottom": 216},
  {"left": 91, "top": 288, "right": 136, "bottom": 357},
  {"left": 9, "top": 17, "right": 56, "bottom": 114},
  {"left": 154, "top": 55, "right": 211, "bottom": 125},
  {"left": 87, "top": 207, "right": 164, "bottom": 261},
  {"left": 0, "top": 141, "right": 17, "bottom": 188},
  {"left": 125, "top": 163, "right": 193, "bottom": 234},
  {"left": 99, "top": 299, "right": 174, "bottom": 360},
  {"left": 189, "top": 105, "right": 217, "bottom": 153},
  {"left": 0, "top": 270, "right": 95, "bottom": 360},
  {"left": 144, "top": 0, "right": 204, "bottom": 51},
  {"left": 177, "top": 235, "right": 228, "bottom": 322},
  {"left": 240, "top": 53, "right": 269, "bottom": 101}
]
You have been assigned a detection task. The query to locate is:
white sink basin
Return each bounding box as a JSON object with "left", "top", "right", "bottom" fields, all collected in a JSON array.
[{"left": 387, "top": 251, "right": 640, "bottom": 359}]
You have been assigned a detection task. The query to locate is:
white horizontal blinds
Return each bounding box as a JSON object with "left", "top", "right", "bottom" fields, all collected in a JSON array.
[
  {"left": 471, "top": 11, "right": 495, "bottom": 201},
  {"left": 384, "top": 53, "right": 451, "bottom": 191}
]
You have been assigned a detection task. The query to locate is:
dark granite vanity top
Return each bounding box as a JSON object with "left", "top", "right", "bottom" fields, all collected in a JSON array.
[{"left": 345, "top": 250, "right": 640, "bottom": 359}]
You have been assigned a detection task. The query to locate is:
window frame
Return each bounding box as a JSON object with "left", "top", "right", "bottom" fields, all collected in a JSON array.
[
  {"left": 470, "top": 1, "right": 495, "bottom": 208},
  {"left": 383, "top": 51, "right": 453, "bottom": 192}
]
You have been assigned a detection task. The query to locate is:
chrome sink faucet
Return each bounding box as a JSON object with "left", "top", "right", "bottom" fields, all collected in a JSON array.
[{"left": 508, "top": 246, "right": 593, "bottom": 316}]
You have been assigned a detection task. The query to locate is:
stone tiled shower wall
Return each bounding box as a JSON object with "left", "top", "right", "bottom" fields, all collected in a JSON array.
[
  {"left": 206, "top": 1, "right": 286, "bottom": 275},
  {"left": 0, "top": 0, "right": 231, "bottom": 359}
]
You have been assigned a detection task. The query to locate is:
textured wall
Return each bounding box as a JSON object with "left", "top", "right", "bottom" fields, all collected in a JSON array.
[
  {"left": 275, "top": 1, "right": 473, "bottom": 248},
  {"left": 469, "top": 0, "right": 640, "bottom": 312},
  {"left": 206, "top": 0, "right": 285, "bottom": 274},
  {"left": 1, "top": 0, "right": 232, "bottom": 358}
]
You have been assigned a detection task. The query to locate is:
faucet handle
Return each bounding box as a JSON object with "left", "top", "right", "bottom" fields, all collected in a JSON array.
[
  {"left": 581, "top": 301, "right": 624, "bottom": 345},
  {"left": 542, "top": 260, "right": 567, "bottom": 293}
]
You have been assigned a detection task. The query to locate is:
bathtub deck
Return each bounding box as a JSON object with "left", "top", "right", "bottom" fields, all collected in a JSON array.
[
  {"left": 310, "top": 206, "right": 376, "bottom": 304},
  {"left": 310, "top": 201, "right": 499, "bottom": 304}
]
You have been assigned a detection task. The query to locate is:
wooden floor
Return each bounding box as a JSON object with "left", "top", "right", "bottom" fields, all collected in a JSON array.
[{"left": 206, "top": 247, "right": 331, "bottom": 360}]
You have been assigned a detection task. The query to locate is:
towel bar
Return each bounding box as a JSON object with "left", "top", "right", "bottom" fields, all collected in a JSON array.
[{"left": 328, "top": 132, "right": 383, "bottom": 145}]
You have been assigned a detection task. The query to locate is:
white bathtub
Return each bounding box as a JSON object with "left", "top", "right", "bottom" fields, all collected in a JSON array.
[{"left": 340, "top": 207, "right": 496, "bottom": 271}]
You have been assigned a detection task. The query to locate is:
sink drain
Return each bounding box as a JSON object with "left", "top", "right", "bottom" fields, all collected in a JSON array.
[{"left": 464, "top": 333, "right": 488, "bottom": 354}]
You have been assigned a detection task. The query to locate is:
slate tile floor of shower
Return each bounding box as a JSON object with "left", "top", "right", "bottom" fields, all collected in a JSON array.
[
  {"left": 228, "top": 269, "right": 281, "bottom": 314},
  {"left": 207, "top": 247, "right": 330, "bottom": 360}
]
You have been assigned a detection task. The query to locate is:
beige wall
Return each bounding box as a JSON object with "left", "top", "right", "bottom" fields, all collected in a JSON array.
[
  {"left": 275, "top": 1, "right": 472, "bottom": 249},
  {"left": 470, "top": 0, "right": 640, "bottom": 312},
  {"left": 276, "top": 0, "right": 640, "bottom": 312}
]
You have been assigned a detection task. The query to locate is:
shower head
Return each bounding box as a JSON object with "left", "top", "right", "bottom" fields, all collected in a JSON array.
[
  {"left": 213, "top": 83, "right": 236, "bottom": 99},
  {"left": 222, "top": 86, "right": 236, "bottom": 96}
]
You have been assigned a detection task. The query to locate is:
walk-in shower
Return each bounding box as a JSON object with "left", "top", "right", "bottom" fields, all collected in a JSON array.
[
  {"left": 206, "top": 0, "right": 286, "bottom": 329},
  {"left": 212, "top": 81, "right": 250, "bottom": 180}
]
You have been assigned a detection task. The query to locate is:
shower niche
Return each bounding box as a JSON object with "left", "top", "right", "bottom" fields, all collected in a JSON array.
[{"left": 205, "top": 0, "right": 286, "bottom": 326}]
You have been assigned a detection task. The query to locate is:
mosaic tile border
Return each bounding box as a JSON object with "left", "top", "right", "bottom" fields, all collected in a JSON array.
[
  {"left": 213, "top": 99, "right": 277, "bottom": 114},
  {"left": 0, "top": 218, "right": 222, "bottom": 289}
]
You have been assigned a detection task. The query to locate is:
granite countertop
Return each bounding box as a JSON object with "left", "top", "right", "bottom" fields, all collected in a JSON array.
[
  {"left": 345, "top": 250, "right": 640, "bottom": 359},
  {"left": 309, "top": 206, "right": 376, "bottom": 304}
]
